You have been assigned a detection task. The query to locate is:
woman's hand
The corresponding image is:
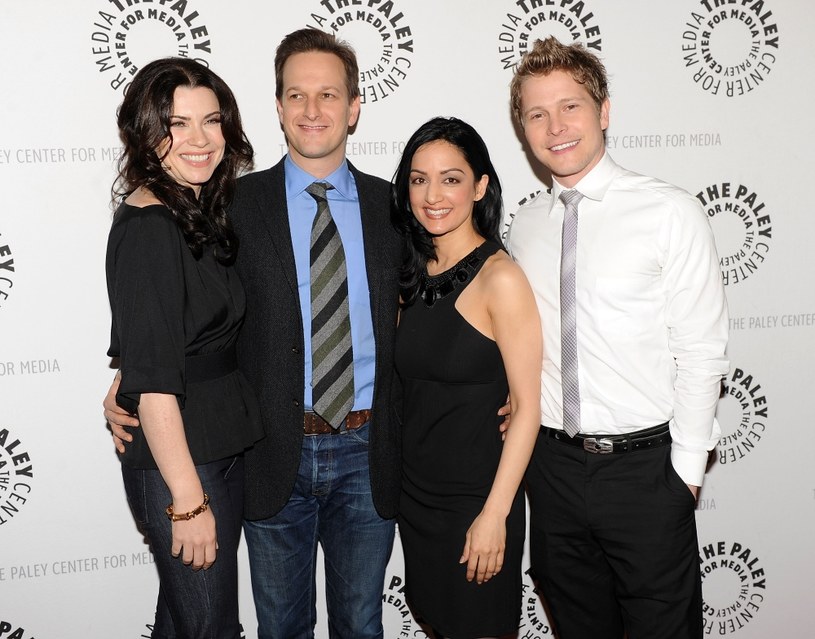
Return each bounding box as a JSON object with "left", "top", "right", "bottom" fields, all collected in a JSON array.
[
  {"left": 170, "top": 497, "right": 218, "bottom": 571},
  {"left": 460, "top": 510, "right": 506, "bottom": 584}
]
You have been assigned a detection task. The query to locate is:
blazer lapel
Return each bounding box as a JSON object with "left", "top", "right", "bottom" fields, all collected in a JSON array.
[
  {"left": 256, "top": 159, "right": 299, "bottom": 296},
  {"left": 351, "top": 161, "right": 390, "bottom": 334}
]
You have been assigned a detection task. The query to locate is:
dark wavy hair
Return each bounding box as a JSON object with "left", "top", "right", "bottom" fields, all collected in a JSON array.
[
  {"left": 113, "top": 57, "right": 253, "bottom": 263},
  {"left": 391, "top": 117, "right": 503, "bottom": 307}
]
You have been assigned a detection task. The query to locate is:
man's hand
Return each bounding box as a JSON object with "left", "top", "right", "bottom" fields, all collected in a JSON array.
[
  {"left": 497, "top": 395, "right": 511, "bottom": 441},
  {"left": 687, "top": 484, "right": 699, "bottom": 500},
  {"left": 103, "top": 372, "right": 140, "bottom": 453}
]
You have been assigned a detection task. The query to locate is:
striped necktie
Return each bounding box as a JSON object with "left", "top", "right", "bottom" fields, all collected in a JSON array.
[
  {"left": 559, "top": 189, "right": 583, "bottom": 437},
  {"left": 307, "top": 181, "right": 354, "bottom": 429}
]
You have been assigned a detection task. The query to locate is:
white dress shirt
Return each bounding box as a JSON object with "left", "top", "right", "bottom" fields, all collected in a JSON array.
[{"left": 506, "top": 152, "right": 729, "bottom": 486}]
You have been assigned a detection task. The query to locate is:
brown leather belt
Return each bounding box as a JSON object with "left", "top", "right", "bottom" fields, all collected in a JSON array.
[{"left": 303, "top": 409, "right": 372, "bottom": 435}]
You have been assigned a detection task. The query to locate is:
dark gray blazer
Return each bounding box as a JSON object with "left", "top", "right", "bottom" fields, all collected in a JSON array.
[{"left": 231, "top": 158, "right": 402, "bottom": 520}]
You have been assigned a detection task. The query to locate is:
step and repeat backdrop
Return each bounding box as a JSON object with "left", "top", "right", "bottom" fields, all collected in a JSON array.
[{"left": 1, "top": 1, "right": 813, "bottom": 637}]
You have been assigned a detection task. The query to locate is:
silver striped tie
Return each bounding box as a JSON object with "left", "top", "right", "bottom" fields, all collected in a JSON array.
[
  {"left": 307, "top": 181, "right": 354, "bottom": 429},
  {"left": 559, "top": 189, "right": 583, "bottom": 438}
]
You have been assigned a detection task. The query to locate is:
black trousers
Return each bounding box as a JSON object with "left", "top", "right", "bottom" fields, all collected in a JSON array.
[{"left": 526, "top": 430, "right": 702, "bottom": 639}]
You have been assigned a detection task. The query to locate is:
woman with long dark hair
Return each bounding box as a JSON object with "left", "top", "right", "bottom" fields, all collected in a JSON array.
[
  {"left": 105, "top": 57, "right": 263, "bottom": 638},
  {"left": 392, "top": 117, "right": 542, "bottom": 638}
]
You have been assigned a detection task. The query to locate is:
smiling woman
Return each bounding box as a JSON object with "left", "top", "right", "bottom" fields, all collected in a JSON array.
[
  {"left": 104, "top": 57, "right": 264, "bottom": 639},
  {"left": 390, "top": 117, "right": 542, "bottom": 639},
  {"left": 157, "top": 86, "right": 226, "bottom": 195}
]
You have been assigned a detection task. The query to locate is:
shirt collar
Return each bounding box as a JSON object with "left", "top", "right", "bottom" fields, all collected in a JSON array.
[
  {"left": 549, "top": 151, "right": 621, "bottom": 214},
  {"left": 284, "top": 154, "right": 354, "bottom": 200}
]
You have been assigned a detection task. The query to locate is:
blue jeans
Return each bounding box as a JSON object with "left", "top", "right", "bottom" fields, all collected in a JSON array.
[
  {"left": 243, "top": 422, "right": 395, "bottom": 639},
  {"left": 121, "top": 455, "right": 245, "bottom": 639}
]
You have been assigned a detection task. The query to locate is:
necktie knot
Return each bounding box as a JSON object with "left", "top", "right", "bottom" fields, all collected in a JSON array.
[
  {"left": 559, "top": 189, "right": 584, "bottom": 211},
  {"left": 306, "top": 181, "right": 334, "bottom": 202}
]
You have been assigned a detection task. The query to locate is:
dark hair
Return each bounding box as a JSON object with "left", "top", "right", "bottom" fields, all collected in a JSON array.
[
  {"left": 274, "top": 28, "right": 360, "bottom": 101},
  {"left": 114, "top": 57, "right": 253, "bottom": 263},
  {"left": 391, "top": 116, "right": 503, "bottom": 307},
  {"left": 510, "top": 36, "right": 609, "bottom": 126}
]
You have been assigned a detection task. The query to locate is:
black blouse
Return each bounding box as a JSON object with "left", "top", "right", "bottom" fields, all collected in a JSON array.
[{"left": 106, "top": 202, "right": 264, "bottom": 469}]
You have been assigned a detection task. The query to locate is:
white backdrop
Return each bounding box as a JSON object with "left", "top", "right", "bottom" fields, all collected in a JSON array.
[{"left": 1, "top": 1, "right": 813, "bottom": 637}]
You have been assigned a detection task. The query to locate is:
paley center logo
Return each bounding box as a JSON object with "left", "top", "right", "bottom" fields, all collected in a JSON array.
[
  {"left": 496, "top": 0, "right": 603, "bottom": 70},
  {"left": 700, "top": 540, "right": 766, "bottom": 635},
  {"left": 715, "top": 366, "right": 768, "bottom": 466},
  {"left": 381, "top": 572, "right": 428, "bottom": 638},
  {"left": 681, "top": 0, "right": 779, "bottom": 97},
  {"left": 0, "top": 427, "right": 34, "bottom": 526},
  {"left": 0, "top": 620, "right": 39, "bottom": 639},
  {"left": 90, "top": 0, "right": 212, "bottom": 94},
  {"left": 520, "top": 572, "right": 556, "bottom": 638},
  {"left": 306, "top": 0, "right": 415, "bottom": 104},
  {"left": 696, "top": 182, "right": 772, "bottom": 286},
  {"left": 0, "top": 233, "right": 14, "bottom": 310}
]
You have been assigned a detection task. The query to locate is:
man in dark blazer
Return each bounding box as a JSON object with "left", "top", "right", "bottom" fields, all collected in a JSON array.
[{"left": 233, "top": 29, "right": 401, "bottom": 639}]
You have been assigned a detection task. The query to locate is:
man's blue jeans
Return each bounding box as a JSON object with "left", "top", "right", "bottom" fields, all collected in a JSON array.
[
  {"left": 243, "top": 421, "right": 395, "bottom": 639},
  {"left": 121, "top": 455, "right": 245, "bottom": 639}
]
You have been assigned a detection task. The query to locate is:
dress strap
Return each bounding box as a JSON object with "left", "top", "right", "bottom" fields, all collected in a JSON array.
[{"left": 419, "top": 240, "right": 503, "bottom": 307}]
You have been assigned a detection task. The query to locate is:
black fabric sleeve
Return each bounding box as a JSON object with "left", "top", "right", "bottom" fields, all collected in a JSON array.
[{"left": 107, "top": 205, "right": 187, "bottom": 413}]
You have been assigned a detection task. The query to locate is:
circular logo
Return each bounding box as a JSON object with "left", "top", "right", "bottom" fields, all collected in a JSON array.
[
  {"left": 680, "top": 2, "right": 779, "bottom": 96},
  {"left": 496, "top": 0, "right": 603, "bottom": 70},
  {"left": 90, "top": 0, "right": 212, "bottom": 94},
  {"left": 700, "top": 540, "right": 766, "bottom": 635},
  {"left": 382, "top": 571, "right": 428, "bottom": 638},
  {"left": 697, "top": 182, "right": 772, "bottom": 286},
  {"left": 519, "top": 572, "right": 556, "bottom": 637},
  {"left": 714, "top": 367, "right": 768, "bottom": 466},
  {"left": 0, "top": 427, "right": 34, "bottom": 527},
  {"left": 306, "top": 1, "right": 415, "bottom": 104},
  {"left": 0, "top": 233, "right": 14, "bottom": 310},
  {"left": 0, "top": 620, "right": 38, "bottom": 639}
]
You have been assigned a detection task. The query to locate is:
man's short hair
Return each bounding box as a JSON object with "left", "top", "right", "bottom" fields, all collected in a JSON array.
[
  {"left": 274, "top": 27, "right": 360, "bottom": 102},
  {"left": 510, "top": 36, "right": 609, "bottom": 125}
]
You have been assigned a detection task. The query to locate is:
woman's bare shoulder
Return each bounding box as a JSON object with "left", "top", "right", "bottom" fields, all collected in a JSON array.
[{"left": 124, "top": 187, "right": 163, "bottom": 208}]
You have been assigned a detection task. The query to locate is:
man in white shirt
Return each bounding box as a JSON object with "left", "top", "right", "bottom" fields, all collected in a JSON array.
[{"left": 505, "top": 37, "right": 728, "bottom": 639}]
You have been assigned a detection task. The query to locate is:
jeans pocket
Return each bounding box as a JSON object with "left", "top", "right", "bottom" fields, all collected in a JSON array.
[
  {"left": 346, "top": 421, "right": 371, "bottom": 446},
  {"left": 222, "top": 454, "right": 242, "bottom": 480}
]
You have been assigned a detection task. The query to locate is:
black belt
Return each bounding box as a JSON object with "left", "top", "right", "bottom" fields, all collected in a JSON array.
[
  {"left": 185, "top": 347, "right": 238, "bottom": 383},
  {"left": 543, "top": 422, "right": 671, "bottom": 454}
]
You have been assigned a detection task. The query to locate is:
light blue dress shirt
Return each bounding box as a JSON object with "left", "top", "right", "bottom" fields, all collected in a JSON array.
[{"left": 284, "top": 155, "right": 376, "bottom": 412}]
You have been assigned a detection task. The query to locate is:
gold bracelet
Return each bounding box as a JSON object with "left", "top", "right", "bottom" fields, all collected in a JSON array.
[{"left": 165, "top": 493, "right": 210, "bottom": 522}]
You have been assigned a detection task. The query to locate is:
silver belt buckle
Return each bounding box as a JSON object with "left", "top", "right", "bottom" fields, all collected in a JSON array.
[{"left": 583, "top": 437, "right": 614, "bottom": 454}]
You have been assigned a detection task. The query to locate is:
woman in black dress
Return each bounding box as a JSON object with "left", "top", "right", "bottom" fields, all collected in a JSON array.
[
  {"left": 105, "top": 58, "right": 263, "bottom": 638},
  {"left": 391, "top": 117, "right": 542, "bottom": 638}
]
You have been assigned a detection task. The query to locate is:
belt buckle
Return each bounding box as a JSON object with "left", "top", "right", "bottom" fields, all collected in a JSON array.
[{"left": 583, "top": 437, "right": 614, "bottom": 454}]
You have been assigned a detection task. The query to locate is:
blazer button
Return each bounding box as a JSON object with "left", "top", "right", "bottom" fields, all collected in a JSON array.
[
  {"left": 292, "top": 399, "right": 301, "bottom": 407},
  {"left": 291, "top": 347, "right": 300, "bottom": 354}
]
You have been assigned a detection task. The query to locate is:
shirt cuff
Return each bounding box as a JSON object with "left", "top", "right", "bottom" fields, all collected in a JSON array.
[{"left": 670, "top": 446, "right": 709, "bottom": 487}]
